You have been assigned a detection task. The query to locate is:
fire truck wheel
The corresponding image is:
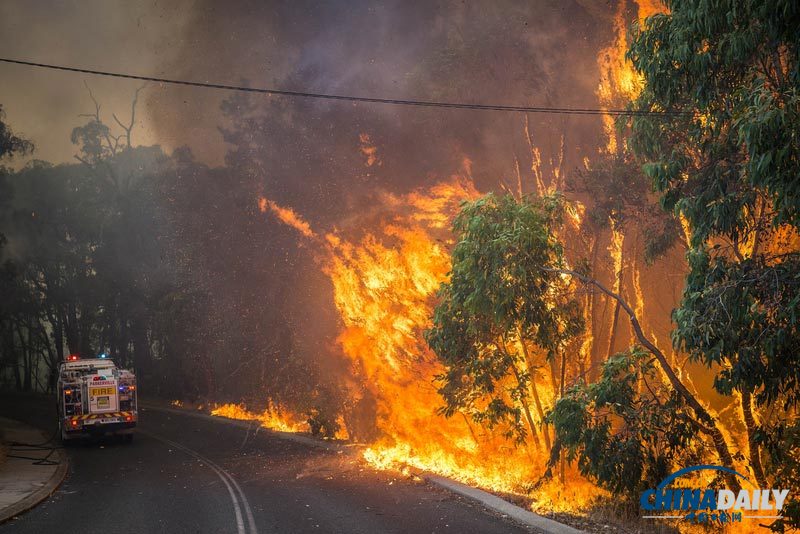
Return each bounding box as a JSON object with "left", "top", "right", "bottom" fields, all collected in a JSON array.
[{"left": 59, "top": 423, "right": 74, "bottom": 447}]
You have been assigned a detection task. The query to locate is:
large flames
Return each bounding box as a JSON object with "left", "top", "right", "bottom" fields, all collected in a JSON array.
[
  {"left": 211, "top": 0, "right": 692, "bottom": 521},
  {"left": 244, "top": 176, "right": 601, "bottom": 513},
  {"left": 597, "top": 0, "right": 666, "bottom": 154}
]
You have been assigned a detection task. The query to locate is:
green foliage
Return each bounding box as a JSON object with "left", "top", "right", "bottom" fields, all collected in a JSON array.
[
  {"left": 627, "top": 3, "right": 799, "bottom": 526},
  {"left": 426, "top": 193, "right": 583, "bottom": 442},
  {"left": 548, "top": 348, "right": 697, "bottom": 498},
  {"left": 568, "top": 155, "right": 682, "bottom": 263},
  {"left": 673, "top": 249, "right": 800, "bottom": 407},
  {"left": 628, "top": 1, "right": 799, "bottom": 239},
  {"left": 627, "top": 0, "right": 800, "bottom": 409}
]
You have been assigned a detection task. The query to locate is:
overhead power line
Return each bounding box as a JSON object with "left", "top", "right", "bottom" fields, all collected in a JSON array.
[{"left": 0, "top": 57, "right": 679, "bottom": 117}]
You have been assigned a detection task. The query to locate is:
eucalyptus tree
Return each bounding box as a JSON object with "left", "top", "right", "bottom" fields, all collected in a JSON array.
[
  {"left": 627, "top": 2, "right": 799, "bottom": 527},
  {"left": 426, "top": 193, "right": 583, "bottom": 451}
]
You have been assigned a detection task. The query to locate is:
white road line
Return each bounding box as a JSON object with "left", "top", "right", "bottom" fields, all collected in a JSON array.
[
  {"left": 223, "top": 461, "right": 258, "bottom": 534},
  {"left": 156, "top": 435, "right": 258, "bottom": 534},
  {"left": 141, "top": 430, "right": 258, "bottom": 534}
]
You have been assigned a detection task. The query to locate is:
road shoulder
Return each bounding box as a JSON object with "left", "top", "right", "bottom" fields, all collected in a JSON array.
[{"left": 0, "top": 417, "right": 68, "bottom": 524}]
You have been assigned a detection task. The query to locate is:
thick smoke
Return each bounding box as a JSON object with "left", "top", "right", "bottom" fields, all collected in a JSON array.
[
  {"left": 146, "top": 0, "right": 613, "bottom": 200},
  {"left": 141, "top": 0, "right": 637, "bottom": 420}
]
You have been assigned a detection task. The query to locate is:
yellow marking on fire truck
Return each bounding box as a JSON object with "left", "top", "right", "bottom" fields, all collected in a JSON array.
[{"left": 70, "top": 411, "right": 134, "bottom": 422}]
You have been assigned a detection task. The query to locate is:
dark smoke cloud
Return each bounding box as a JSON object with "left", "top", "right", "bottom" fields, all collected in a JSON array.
[
  {"left": 139, "top": 0, "right": 621, "bottom": 404},
  {"left": 1, "top": 0, "right": 629, "bottom": 414},
  {"left": 145, "top": 0, "right": 615, "bottom": 217}
]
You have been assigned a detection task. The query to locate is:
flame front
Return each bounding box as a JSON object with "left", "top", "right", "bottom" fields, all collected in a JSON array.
[
  {"left": 227, "top": 0, "right": 670, "bottom": 518},
  {"left": 250, "top": 177, "right": 599, "bottom": 512},
  {"left": 597, "top": 0, "right": 666, "bottom": 154},
  {"left": 212, "top": 402, "right": 307, "bottom": 433}
]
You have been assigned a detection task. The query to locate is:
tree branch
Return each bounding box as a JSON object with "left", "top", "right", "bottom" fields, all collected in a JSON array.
[{"left": 546, "top": 267, "right": 741, "bottom": 490}]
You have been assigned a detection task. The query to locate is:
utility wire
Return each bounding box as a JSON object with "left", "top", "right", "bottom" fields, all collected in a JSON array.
[{"left": 0, "top": 57, "right": 682, "bottom": 117}]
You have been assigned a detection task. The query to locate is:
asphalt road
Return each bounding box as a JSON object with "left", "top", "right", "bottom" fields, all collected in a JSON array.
[{"left": 0, "top": 393, "right": 533, "bottom": 533}]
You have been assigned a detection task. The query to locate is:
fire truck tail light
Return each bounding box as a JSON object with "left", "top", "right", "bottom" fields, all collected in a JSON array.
[{"left": 67, "top": 354, "right": 79, "bottom": 361}]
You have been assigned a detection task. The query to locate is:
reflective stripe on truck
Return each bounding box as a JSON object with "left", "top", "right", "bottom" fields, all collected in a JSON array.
[{"left": 69, "top": 411, "right": 136, "bottom": 423}]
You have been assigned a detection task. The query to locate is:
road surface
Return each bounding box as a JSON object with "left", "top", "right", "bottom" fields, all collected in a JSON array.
[{"left": 0, "top": 394, "right": 533, "bottom": 533}]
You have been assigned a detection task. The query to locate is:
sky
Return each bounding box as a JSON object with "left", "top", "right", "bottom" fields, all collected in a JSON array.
[
  {"left": 0, "top": 0, "right": 191, "bottom": 165},
  {"left": 0, "top": 0, "right": 614, "bottom": 171}
]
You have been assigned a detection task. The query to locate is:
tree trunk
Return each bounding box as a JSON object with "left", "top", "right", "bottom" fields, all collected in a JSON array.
[
  {"left": 119, "top": 318, "right": 129, "bottom": 367},
  {"left": 53, "top": 311, "right": 64, "bottom": 363},
  {"left": 65, "top": 303, "right": 80, "bottom": 355},
  {"left": 131, "top": 315, "right": 151, "bottom": 370},
  {"left": 509, "top": 361, "right": 542, "bottom": 451},
  {"left": 4, "top": 321, "right": 22, "bottom": 390},
  {"left": 741, "top": 390, "right": 768, "bottom": 487},
  {"left": 559, "top": 347, "right": 567, "bottom": 483},
  {"left": 605, "top": 266, "right": 624, "bottom": 361},
  {"left": 79, "top": 306, "right": 94, "bottom": 357},
  {"left": 588, "top": 233, "right": 605, "bottom": 381},
  {"left": 548, "top": 357, "right": 560, "bottom": 403},
  {"left": 517, "top": 334, "right": 552, "bottom": 451},
  {"left": 17, "top": 322, "right": 32, "bottom": 392},
  {"left": 552, "top": 268, "right": 743, "bottom": 493}
]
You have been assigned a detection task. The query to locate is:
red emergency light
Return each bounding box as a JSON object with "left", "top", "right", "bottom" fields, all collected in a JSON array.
[{"left": 67, "top": 354, "right": 80, "bottom": 361}]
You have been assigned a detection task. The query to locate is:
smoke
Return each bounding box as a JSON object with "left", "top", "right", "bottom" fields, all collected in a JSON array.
[
  {"left": 5, "top": 0, "right": 687, "bottom": 424},
  {"left": 138, "top": 0, "right": 628, "bottom": 419},
  {"left": 0, "top": 0, "right": 194, "bottom": 165},
  {"left": 145, "top": 0, "right": 614, "bottom": 194}
]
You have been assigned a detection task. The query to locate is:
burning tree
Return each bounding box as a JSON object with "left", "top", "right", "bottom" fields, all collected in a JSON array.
[
  {"left": 428, "top": 187, "right": 741, "bottom": 502},
  {"left": 548, "top": 347, "right": 697, "bottom": 496},
  {"left": 426, "top": 193, "right": 583, "bottom": 452},
  {"left": 627, "top": 1, "right": 800, "bottom": 529}
]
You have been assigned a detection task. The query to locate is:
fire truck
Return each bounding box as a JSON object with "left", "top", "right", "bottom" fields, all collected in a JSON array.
[{"left": 57, "top": 354, "right": 138, "bottom": 443}]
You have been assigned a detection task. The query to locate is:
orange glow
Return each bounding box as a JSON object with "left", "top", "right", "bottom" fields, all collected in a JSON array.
[
  {"left": 596, "top": 1, "right": 667, "bottom": 154},
  {"left": 257, "top": 196, "right": 316, "bottom": 239},
  {"left": 211, "top": 402, "right": 308, "bottom": 433},
  {"left": 253, "top": 176, "right": 600, "bottom": 512}
]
